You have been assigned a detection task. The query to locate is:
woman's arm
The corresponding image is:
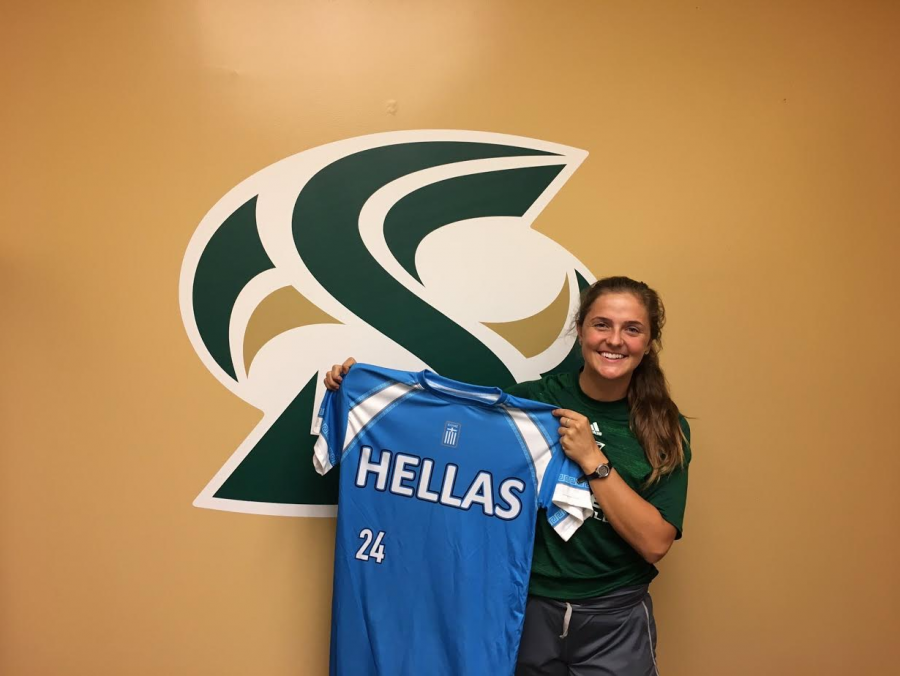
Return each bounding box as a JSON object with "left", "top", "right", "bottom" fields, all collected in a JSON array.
[{"left": 554, "top": 408, "right": 677, "bottom": 564}]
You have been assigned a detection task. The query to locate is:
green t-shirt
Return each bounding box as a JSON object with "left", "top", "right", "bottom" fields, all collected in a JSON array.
[{"left": 505, "top": 371, "right": 691, "bottom": 600}]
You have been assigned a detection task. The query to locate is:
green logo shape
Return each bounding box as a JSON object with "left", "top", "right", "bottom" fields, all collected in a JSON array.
[{"left": 180, "top": 131, "right": 594, "bottom": 516}]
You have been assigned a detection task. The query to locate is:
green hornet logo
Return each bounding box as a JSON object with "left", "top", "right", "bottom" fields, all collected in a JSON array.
[{"left": 180, "top": 131, "right": 595, "bottom": 516}]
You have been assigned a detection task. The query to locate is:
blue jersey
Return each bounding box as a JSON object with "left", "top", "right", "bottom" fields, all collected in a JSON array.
[{"left": 313, "top": 364, "right": 593, "bottom": 676}]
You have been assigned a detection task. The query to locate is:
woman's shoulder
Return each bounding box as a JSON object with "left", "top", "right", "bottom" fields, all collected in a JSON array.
[{"left": 503, "top": 371, "right": 577, "bottom": 402}]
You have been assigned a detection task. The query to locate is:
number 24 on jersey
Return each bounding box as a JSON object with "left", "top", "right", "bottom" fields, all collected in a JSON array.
[{"left": 355, "top": 529, "right": 386, "bottom": 564}]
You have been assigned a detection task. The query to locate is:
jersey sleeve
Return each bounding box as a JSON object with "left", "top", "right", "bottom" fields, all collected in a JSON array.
[
  {"left": 312, "top": 363, "right": 416, "bottom": 475},
  {"left": 312, "top": 386, "right": 350, "bottom": 475},
  {"left": 643, "top": 418, "right": 692, "bottom": 538},
  {"left": 501, "top": 394, "right": 593, "bottom": 542},
  {"left": 538, "top": 452, "right": 594, "bottom": 542}
]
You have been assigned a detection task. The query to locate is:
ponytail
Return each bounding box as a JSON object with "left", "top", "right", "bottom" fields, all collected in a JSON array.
[{"left": 627, "top": 349, "right": 686, "bottom": 485}]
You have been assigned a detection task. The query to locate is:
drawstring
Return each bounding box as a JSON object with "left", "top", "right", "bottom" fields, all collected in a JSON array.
[{"left": 559, "top": 602, "right": 573, "bottom": 639}]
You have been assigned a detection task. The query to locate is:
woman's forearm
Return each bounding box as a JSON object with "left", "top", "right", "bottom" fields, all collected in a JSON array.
[
  {"left": 583, "top": 464, "right": 676, "bottom": 564},
  {"left": 553, "top": 407, "right": 678, "bottom": 564}
]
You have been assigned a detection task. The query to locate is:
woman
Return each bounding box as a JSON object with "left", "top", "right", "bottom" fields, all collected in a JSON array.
[{"left": 324, "top": 276, "right": 690, "bottom": 676}]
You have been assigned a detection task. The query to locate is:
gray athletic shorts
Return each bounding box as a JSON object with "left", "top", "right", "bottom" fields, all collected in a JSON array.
[{"left": 515, "top": 585, "right": 659, "bottom": 676}]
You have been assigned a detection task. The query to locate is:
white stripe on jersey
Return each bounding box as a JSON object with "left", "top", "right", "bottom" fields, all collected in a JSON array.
[
  {"left": 344, "top": 381, "right": 420, "bottom": 454},
  {"left": 502, "top": 406, "right": 553, "bottom": 489}
]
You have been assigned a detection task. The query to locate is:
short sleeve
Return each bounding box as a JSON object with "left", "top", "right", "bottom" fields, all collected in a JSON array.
[
  {"left": 538, "top": 451, "right": 594, "bottom": 542},
  {"left": 644, "top": 418, "right": 691, "bottom": 538},
  {"left": 312, "top": 387, "right": 350, "bottom": 475}
]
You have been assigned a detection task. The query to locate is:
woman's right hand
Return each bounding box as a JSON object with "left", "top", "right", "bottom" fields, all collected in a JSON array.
[{"left": 323, "top": 357, "right": 357, "bottom": 390}]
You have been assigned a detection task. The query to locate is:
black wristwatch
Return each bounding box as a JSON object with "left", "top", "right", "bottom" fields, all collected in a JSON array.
[{"left": 578, "top": 460, "right": 613, "bottom": 483}]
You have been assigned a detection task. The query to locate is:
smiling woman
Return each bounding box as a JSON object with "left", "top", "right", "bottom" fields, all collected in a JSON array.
[{"left": 507, "top": 275, "right": 690, "bottom": 676}]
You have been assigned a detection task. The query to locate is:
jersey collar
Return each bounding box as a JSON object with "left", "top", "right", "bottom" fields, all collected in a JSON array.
[{"left": 417, "top": 370, "right": 509, "bottom": 407}]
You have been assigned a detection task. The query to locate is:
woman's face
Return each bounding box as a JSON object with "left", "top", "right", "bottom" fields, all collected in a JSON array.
[{"left": 577, "top": 292, "right": 652, "bottom": 386}]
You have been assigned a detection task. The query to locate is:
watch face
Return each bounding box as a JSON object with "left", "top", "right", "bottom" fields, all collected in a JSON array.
[{"left": 578, "top": 464, "right": 612, "bottom": 484}]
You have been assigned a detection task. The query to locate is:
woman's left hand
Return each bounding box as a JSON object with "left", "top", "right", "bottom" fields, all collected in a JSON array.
[{"left": 553, "top": 409, "right": 607, "bottom": 474}]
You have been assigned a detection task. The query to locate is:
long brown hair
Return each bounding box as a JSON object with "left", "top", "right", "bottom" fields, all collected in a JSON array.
[{"left": 576, "top": 276, "right": 686, "bottom": 484}]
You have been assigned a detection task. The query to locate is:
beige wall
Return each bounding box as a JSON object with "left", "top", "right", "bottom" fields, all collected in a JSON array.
[{"left": 2, "top": 1, "right": 899, "bottom": 674}]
